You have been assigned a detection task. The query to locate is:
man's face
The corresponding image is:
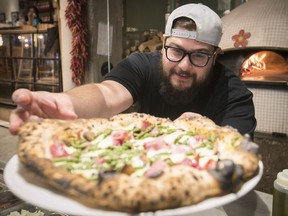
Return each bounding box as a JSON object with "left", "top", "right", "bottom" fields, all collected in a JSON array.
[{"left": 161, "top": 36, "right": 216, "bottom": 92}]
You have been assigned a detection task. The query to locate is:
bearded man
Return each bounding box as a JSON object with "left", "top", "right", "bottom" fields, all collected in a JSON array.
[{"left": 9, "top": 4, "right": 256, "bottom": 137}]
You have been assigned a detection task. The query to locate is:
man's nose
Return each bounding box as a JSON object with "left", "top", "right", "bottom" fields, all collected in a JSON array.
[{"left": 178, "top": 54, "right": 192, "bottom": 70}]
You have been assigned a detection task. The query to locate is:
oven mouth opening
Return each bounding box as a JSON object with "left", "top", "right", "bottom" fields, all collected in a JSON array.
[{"left": 240, "top": 51, "right": 288, "bottom": 82}]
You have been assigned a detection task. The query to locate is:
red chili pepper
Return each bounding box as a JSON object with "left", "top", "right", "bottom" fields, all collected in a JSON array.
[{"left": 65, "top": 0, "right": 88, "bottom": 85}]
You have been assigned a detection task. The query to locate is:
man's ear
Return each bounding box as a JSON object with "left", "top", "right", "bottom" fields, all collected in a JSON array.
[
  {"left": 212, "top": 47, "right": 223, "bottom": 65},
  {"left": 161, "top": 37, "right": 167, "bottom": 55},
  {"left": 215, "top": 47, "right": 223, "bottom": 55}
]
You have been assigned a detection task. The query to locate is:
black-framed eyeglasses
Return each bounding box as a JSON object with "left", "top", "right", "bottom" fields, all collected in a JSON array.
[{"left": 164, "top": 45, "right": 215, "bottom": 67}]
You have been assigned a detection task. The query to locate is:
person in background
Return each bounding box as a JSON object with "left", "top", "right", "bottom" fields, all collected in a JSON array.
[
  {"left": 9, "top": 3, "right": 256, "bottom": 138},
  {"left": 25, "top": 6, "right": 42, "bottom": 27}
]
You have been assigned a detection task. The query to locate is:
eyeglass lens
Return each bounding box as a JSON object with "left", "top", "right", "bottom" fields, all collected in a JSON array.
[{"left": 165, "top": 46, "right": 211, "bottom": 67}]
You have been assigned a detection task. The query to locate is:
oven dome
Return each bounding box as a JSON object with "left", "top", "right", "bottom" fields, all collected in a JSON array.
[{"left": 219, "top": 0, "right": 288, "bottom": 51}]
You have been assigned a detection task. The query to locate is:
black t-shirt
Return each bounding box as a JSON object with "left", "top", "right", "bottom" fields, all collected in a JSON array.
[{"left": 104, "top": 51, "right": 256, "bottom": 136}]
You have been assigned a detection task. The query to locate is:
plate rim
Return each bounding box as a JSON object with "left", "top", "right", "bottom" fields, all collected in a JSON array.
[{"left": 4, "top": 155, "right": 264, "bottom": 216}]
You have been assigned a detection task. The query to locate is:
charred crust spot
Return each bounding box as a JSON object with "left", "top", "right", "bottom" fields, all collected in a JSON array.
[
  {"left": 97, "top": 170, "right": 118, "bottom": 185},
  {"left": 101, "top": 187, "right": 114, "bottom": 201},
  {"left": 101, "top": 191, "right": 110, "bottom": 198},
  {"left": 160, "top": 194, "right": 166, "bottom": 201},
  {"left": 122, "top": 189, "right": 127, "bottom": 195},
  {"left": 192, "top": 174, "right": 199, "bottom": 181},
  {"left": 102, "top": 184, "right": 114, "bottom": 192},
  {"left": 135, "top": 200, "right": 141, "bottom": 209},
  {"left": 209, "top": 159, "right": 244, "bottom": 191},
  {"left": 184, "top": 189, "right": 190, "bottom": 197},
  {"left": 55, "top": 178, "right": 70, "bottom": 189},
  {"left": 169, "top": 196, "right": 178, "bottom": 202},
  {"left": 171, "top": 185, "right": 177, "bottom": 190},
  {"left": 72, "top": 185, "right": 90, "bottom": 195},
  {"left": 64, "top": 127, "right": 71, "bottom": 131},
  {"left": 149, "top": 200, "right": 158, "bottom": 206},
  {"left": 112, "top": 195, "right": 121, "bottom": 203},
  {"left": 128, "top": 184, "right": 134, "bottom": 189}
]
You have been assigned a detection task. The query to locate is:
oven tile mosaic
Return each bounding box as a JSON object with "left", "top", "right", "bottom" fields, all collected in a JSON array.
[{"left": 249, "top": 87, "right": 287, "bottom": 135}]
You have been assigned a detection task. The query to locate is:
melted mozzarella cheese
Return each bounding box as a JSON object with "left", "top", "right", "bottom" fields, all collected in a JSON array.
[
  {"left": 196, "top": 147, "right": 214, "bottom": 156},
  {"left": 131, "top": 164, "right": 150, "bottom": 177},
  {"left": 187, "top": 136, "right": 198, "bottom": 148},
  {"left": 198, "top": 155, "right": 218, "bottom": 168},
  {"left": 131, "top": 156, "right": 145, "bottom": 168},
  {"left": 163, "top": 131, "right": 182, "bottom": 144},
  {"left": 43, "top": 132, "right": 54, "bottom": 159},
  {"left": 97, "top": 136, "right": 114, "bottom": 149},
  {"left": 146, "top": 148, "right": 170, "bottom": 159},
  {"left": 64, "top": 145, "right": 77, "bottom": 155},
  {"left": 170, "top": 153, "right": 186, "bottom": 164},
  {"left": 82, "top": 149, "right": 105, "bottom": 158},
  {"left": 133, "top": 137, "right": 155, "bottom": 149}
]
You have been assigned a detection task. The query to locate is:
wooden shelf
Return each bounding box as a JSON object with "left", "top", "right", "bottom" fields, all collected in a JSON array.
[{"left": 0, "top": 26, "right": 62, "bottom": 105}]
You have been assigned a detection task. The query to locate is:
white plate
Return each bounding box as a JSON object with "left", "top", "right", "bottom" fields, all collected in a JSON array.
[{"left": 4, "top": 155, "right": 263, "bottom": 216}]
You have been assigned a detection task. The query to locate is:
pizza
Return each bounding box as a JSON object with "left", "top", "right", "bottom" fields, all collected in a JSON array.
[{"left": 17, "top": 112, "right": 260, "bottom": 213}]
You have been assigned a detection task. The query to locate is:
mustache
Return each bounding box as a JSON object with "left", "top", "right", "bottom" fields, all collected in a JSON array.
[{"left": 171, "top": 70, "right": 196, "bottom": 79}]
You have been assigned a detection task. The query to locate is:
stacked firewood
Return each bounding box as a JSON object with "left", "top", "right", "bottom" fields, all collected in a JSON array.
[{"left": 124, "top": 31, "right": 163, "bottom": 57}]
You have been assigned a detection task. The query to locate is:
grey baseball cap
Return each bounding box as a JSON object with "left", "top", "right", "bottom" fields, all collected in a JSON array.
[{"left": 164, "top": 3, "right": 222, "bottom": 47}]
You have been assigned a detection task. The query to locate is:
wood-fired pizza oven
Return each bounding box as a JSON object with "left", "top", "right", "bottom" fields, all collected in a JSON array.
[{"left": 218, "top": 0, "right": 288, "bottom": 85}]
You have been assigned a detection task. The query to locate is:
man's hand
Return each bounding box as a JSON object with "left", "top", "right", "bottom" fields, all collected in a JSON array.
[{"left": 9, "top": 89, "right": 77, "bottom": 135}]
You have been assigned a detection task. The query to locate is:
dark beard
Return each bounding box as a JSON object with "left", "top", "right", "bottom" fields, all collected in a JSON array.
[{"left": 159, "top": 60, "right": 213, "bottom": 106}]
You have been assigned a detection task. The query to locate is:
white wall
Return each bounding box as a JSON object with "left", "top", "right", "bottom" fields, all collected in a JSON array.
[
  {"left": 0, "top": 0, "right": 19, "bottom": 22},
  {"left": 59, "top": 0, "right": 75, "bottom": 91}
]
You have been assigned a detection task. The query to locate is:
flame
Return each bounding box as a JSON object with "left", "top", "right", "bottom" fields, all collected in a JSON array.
[
  {"left": 240, "top": 51, "right": 288, "bottom": 81},
  {"left": 242, "top": 52, "right": 267, "bottom": 74}
]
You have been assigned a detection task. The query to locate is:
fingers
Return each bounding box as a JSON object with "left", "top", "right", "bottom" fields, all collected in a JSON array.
[
  {"left": 9, "top": 89, "right": 34, "bottom": 135},
  {"left": 12, "top": 88, "right": 33, "bottom": 108},
  {"left": 9, "top": 108, "right": 29, "bottom": 135},
  {"left": 37, "top": 93, "right": 78, "bottom": 120},
  {"left": 9, "top": 89, "right": 77, "bottom": 135},
  {"left": 57, "top": 93, "right": 78, "bottom": 119},
  {"left": 177, "top": 112, "right": 202, "bottom": 120},
  {"left": 12, "top": 89, "right": 77, "bottom": 119}
]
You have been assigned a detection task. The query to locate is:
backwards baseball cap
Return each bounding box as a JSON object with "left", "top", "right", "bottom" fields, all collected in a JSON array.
[{"left": 164, "top": 3, "right": 222, "bottom": 47}]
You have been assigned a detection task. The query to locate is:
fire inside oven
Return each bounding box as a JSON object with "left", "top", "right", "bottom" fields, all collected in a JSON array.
[{"left": 240, "top": 51, "right": 288, "bottom": 82}]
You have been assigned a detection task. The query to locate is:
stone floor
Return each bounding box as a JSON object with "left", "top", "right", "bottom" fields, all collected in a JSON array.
[
  {"left": 0, "top": 106, "right": 12, "bottom": 122},
  {"left": 253, "top": 132, "right": 288, "bottom": 194},
  {"left": 0, "top": 122, "right": 17, "bottom": 163}
]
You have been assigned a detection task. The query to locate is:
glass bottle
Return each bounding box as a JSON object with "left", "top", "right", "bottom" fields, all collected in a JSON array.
[{"left": 272, "top": 169, "right": 288, "bottom": 216}]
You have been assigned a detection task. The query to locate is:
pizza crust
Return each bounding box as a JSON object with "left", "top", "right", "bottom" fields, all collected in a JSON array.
[
  {"left": 17, "top": 113, "right": 260, "bottom": 213},
  {"left": 18, "top": 150, "right": 222, "bottom": 212}
]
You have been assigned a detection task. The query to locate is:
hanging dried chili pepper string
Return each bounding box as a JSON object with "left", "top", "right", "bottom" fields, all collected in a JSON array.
[{"left": 65, "top": 0, "right": 88, "bottom": 86}]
